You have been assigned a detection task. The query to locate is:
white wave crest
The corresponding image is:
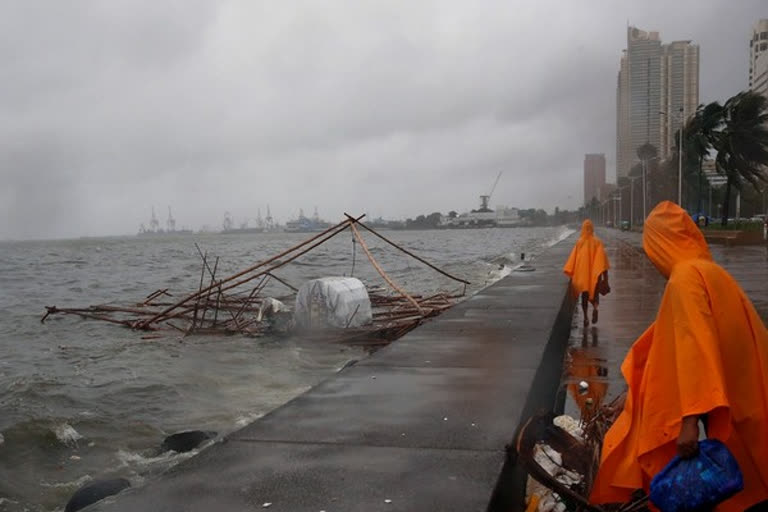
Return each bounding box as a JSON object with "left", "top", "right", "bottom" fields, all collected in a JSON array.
[
  {"left": 116, "top": 448, "right": 195, "bottom": 468},
  {"left": 235, "top": 412, "right": 265, "bottom": 428},
  {"left": 53, "top": 423, "right": 83, "bottom": 446},
  {"left": 545, "top": 227, "right": 576, "bottom": 248},
  {"left": 40, "top": 474, "right": 93, "bottom": 489}
]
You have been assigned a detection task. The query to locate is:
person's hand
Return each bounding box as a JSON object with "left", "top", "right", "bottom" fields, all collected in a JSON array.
[{"left": 677, "top": 416, "right": 700, "bottom": 459}]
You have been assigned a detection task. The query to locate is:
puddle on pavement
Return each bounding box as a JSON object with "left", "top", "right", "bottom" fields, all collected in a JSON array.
[{"left": 561, "top": 307, "right": 613, "bottom": 421}]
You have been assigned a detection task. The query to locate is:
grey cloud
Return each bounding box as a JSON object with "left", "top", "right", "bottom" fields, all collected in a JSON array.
[{"left": 1, "top": 0, "right": 764, "bottom": 239}]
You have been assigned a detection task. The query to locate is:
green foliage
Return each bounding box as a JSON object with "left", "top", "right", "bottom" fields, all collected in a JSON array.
[{"left": 662, "top": 91, "right": 768, "bottom": 226}]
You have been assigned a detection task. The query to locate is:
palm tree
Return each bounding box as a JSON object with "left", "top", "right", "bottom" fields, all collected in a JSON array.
[
  {"left": 681, "top": 102, "right": 723, "bottom": 213},
  {"left": 636, "top": 142, "right": 658, "bottom": 163},
  {"left": 711, "top": 91, "right": 768, "bottom": 226}
]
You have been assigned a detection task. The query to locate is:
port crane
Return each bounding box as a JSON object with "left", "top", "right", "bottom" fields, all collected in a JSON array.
[
  {"left": 166, "top": 206, "right": 176, "bottom": 232},
  {"left": 479, "top": 171, "right": 503, "bottom": 212}
]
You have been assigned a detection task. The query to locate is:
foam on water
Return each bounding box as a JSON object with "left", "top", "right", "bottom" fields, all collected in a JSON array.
[
  {"left": 40, "top": 474, "right": 93, "bottom": 490},
  {"left": 234, "top": 412, "right": 265, "bottom": 428},
  {"left": 545, "top": 226, "right": 577, "bottom": 248},
  {"left": 53, "top": 424, "right": 83, "bottom": 447},
  {"left": 485, "top": 263, "right": 514, "bottom": 284}
]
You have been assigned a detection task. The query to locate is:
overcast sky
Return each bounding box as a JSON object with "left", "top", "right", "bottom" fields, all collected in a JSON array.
[{"left": 1, "top": 1, "right": 764, "bottom": 239}]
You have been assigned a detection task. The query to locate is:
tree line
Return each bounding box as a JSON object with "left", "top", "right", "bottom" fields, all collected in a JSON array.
[{"left": 618, "top": 90, "right": 768, "bottom": 226}]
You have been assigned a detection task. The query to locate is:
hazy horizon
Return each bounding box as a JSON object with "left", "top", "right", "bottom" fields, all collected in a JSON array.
[{"left": 2, "top": 1, "right": 764, "bottom": 239}]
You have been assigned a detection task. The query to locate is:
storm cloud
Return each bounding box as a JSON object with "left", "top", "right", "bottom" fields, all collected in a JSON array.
[{"left": 1, "top": 0, "right": 764, "bottom": 239}]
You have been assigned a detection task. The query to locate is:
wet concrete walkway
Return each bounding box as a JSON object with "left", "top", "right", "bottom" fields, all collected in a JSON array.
[
  {"left": 562, "top": 230, "right": 768, "bottom": 417},
  {"left": 89, "top": 241, "right": 577, "bottom": 512}
]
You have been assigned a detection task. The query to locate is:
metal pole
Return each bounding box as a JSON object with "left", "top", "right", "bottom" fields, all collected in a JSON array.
[
  {"left": 643, "top": 160, "right": 648, "bottom": 223},
  {"left": 678, "top": 114, "right": 683, "bottom": 206},
  {"left": 630, "top": 178, "right": 634, "bottom": 229},
  {"left": 709, "top": 184, "right": 713, "bottom": 218},
  {"left": 619, "top": 192, "right": 623, "bottom": 226}
]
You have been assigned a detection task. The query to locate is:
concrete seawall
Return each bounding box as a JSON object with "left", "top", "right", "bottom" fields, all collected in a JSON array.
[{"left": 89, "top": 237, "right": 578, "bottom": 512}]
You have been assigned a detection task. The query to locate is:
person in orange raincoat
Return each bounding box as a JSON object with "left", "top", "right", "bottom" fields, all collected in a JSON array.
[
  {"left": 590, "top": 201, "right": 768, "bottom": 511},
  {"left": 563, "top": 220, "right": 610, "bottom": 326}
]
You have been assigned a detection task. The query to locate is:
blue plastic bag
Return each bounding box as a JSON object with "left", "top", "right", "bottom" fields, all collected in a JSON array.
[{"left": 650, "top": 439, "right": 743, "bottom": 512}]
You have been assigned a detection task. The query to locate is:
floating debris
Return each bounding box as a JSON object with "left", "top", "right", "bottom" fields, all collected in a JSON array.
[
  {"left": 41, "top": 216, "right": 468, "bottom": 350},
  {"left": 516, "top": 397, "right": 645, "bottom": 511}
]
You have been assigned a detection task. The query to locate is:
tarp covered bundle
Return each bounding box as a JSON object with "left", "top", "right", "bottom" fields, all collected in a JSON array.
[{"left": 294, "top": 277, "right": 373, "bottom": 329}]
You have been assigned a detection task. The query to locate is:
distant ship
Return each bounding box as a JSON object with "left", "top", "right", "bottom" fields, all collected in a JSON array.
[
  {"left": 138, "top": 206, "right": 193, "bottom": 236},
  {"left": 285, "top": 208, "right": 332, "bottom": 233}
]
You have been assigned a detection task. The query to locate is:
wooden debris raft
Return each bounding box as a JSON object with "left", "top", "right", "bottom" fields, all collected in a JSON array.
[{"left": 41, "top": 215, "right": 469, "bottom": 346}]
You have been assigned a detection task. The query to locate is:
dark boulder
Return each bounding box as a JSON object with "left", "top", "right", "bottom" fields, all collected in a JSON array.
[
  {"left": 65, "top": 478, "right": 130, "bottom": 512},
  {"left": 161, "top": 430, "right": 217, "bottom": 453}
]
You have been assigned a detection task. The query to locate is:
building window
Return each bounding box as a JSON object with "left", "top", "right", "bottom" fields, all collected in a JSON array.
[
  {"left": 762, "top": 43, "right": 768, "bottom": 51},
  {"left": 762, "top": 32, "right": 768, "bottom": 40}
]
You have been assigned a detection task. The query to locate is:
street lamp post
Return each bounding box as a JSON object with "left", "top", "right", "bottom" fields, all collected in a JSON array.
[
  {"left": 630, "top": 177, "right": 634, "bottom": 228},
  {"left": 678, "top": 113, "right": 683, "bottom": 206},
  {"left": 660, "top": 108, "right": 685, "bottom": 207},
  {"left": 642, "top": 159, "right": 647, "bottom": 221},
  {"left": 629, "top": 176, "right": 641, "bottom": 229}
]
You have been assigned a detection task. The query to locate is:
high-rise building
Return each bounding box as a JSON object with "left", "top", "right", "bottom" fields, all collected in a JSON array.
[
  {"left": 616, "top": 27, "right": 699, "bottom": 181},
  {"left": 750, "top": 19, "right": 768, "bottom": 97},
  {"left": 660, "top": 41, "right": 699, "bottom": 158},
  {"left": 584, "top": 153, "right": 606, "bottom": 205}
]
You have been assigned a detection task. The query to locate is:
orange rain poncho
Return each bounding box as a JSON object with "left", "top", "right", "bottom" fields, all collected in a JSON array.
[
  {"left": 591, "top": 201, "right": 768, "bottom": 511},
  {"left": 563, "top": 220, "right": 609, "bottom": 302}
]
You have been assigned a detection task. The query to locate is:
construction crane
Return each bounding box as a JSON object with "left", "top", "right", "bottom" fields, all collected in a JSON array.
[
  {"left": 166, "top": 206, "right": 176, "bottom": 232},
  {"left": 479, "top": 171, "right": 503, "bottom": 212}
]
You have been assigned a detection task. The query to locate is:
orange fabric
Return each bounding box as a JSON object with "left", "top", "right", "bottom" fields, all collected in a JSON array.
[
  {"left": 563, "top": 220, "right": 610, "bottom": 302},
  {"left": 591, "top": 201, "right": 768, "bottom": 511}
]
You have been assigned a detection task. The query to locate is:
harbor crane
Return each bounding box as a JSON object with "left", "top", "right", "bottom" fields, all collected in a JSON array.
[
  {"left": 166, "top": 206, "right": 176, "bottom": 232},
  {"left": 479, "top": 171, "right": 503, "bottom": 212}
]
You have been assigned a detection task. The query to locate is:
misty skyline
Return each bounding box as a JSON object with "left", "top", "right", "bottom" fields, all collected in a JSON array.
[{"left": 1, "top": 1, "right": 764, "bottom": 239}]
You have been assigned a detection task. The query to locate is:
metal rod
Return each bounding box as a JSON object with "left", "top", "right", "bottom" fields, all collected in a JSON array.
[
  {"left": 344, "top": 214, "right": 470, "bottom": 285},
  {"left": 348, "top": 220, "right": 423, "bottom": 314}
]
